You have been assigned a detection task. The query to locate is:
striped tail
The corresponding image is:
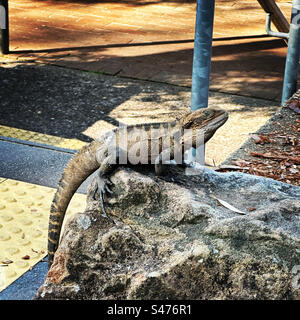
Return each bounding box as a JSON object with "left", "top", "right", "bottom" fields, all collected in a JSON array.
[{"left": 48, "top": 141, "right": 100, "bottom": 268}]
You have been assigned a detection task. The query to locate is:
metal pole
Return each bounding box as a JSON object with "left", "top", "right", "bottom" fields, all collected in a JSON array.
[
  {"left": 0, "top": 0, "right": 9, "bottom": 54},
  {"left": 190, "top": 0, "right": 215, "bottom": 110},
  {"left": 188, "top": 0, "right": 215, "bottom": 165},
  {"left": 281, "top": 0, "right": 300, "bottom": 105}
]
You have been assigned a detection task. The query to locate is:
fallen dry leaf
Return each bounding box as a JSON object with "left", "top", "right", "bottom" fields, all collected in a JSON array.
[
  {"left": 286, "top": 99, "right": 300, "bottom": 114},
  {"left": 232, "top": 160, "right": 250, "bottom": 167},
  {"left": 214, "top": 197, "right": 246, "bottom": 215},
  {"left": 250, "top": 134, "right": 272, "bottom": 144},
  {"left": 250, "top": 152, "right": 300, "bottom": 164}
]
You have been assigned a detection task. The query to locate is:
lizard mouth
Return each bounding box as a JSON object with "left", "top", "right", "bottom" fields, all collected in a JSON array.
[{"left": 199, "top": 110, "right": 229, "bottom": 130}]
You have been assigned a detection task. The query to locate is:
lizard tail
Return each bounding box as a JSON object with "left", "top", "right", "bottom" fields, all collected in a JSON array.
[{"left": 48, "top": 141, "right": 100, "bottom": 268}]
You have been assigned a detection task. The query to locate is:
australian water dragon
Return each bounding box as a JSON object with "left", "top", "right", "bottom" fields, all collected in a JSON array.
[{"left": 48, "top": 107, "right": 228, "bottom": 268}]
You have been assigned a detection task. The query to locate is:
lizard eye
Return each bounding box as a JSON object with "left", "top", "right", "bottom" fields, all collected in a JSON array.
[{"left": 203, "top": 109, "right": 212, "bottom": 117}]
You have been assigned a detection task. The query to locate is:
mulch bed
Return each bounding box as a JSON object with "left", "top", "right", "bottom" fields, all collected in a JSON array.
[{"left": 221, "top": 92, "right": 300, "bottom": 187}]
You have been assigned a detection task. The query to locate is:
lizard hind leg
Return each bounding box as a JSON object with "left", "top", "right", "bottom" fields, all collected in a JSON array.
[
  {"left": 93, "top": 172, "right": 114, "bottom": 218},
  {"left": 93, "top": 154, "right": 117, "bottom": 218}
]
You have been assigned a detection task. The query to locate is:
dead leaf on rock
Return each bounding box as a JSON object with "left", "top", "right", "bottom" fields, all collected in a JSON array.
[{"left": 214, "top": 197, "right": 246, "bottom": 215}]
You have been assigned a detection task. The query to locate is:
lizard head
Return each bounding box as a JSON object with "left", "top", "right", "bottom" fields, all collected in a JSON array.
[
  {"left": 179, "top": 107, "right": 228, "bottom": 130},
  {"left": 178, "top": 107, "right": 228, "bottom": 147}
]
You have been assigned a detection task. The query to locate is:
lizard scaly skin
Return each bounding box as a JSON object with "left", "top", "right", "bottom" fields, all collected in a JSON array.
[{"left": 47, "top": 108, "right": 228, "bottom": 268}]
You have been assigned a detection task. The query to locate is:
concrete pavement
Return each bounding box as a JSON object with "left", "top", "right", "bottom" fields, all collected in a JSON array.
[{"left": 6, "top": 0, "right": 296, "bottom": 101}]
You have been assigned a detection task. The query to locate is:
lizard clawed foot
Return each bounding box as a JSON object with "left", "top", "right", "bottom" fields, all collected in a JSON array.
[{"left": 93, "top": 175, "right": 114, "bottom": 218}]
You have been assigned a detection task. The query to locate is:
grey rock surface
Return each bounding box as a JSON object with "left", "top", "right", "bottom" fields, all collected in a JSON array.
[{"left": 36, "top": 165, "right": 300, "bottom": 300}]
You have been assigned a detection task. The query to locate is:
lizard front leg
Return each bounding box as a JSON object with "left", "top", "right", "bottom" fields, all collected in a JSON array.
[
  {"left": 155, "top": 147, "right": 194, "bottom": 176},
  {"left": 154, "top": 148, "right": 174, "bottom": 176}
]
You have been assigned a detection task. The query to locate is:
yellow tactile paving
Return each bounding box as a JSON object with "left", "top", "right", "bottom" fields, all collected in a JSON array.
[
  {"left": 0, "top": 125, "right": 87, "bottom": 150},
  {"left": 0, "top": 178, "right": 86, "bottom": 292}
]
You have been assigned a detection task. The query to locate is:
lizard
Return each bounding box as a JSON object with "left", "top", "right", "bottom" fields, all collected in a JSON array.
[{"left": 47, "top": 107, "right": 228, "bottom": 268}]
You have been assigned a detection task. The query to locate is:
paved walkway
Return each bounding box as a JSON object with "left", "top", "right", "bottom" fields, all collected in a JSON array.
[{"left": 7, "top": 0, "right": 295, "bottom": 101}]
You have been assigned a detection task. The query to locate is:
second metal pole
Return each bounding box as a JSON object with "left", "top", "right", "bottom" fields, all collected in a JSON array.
[{"left": 281, "top": 0, "right": 300, "bottom": 105}]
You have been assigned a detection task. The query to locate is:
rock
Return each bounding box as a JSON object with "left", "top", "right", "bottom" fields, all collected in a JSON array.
[{"left": 36, "top": 165, "right": 300, "bottom": 300}]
